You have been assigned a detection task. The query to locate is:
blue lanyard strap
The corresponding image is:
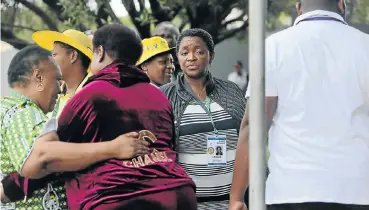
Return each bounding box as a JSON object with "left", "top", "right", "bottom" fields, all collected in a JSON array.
[{"left": 296, "top": 16, "right": 347, "bottom": 25}]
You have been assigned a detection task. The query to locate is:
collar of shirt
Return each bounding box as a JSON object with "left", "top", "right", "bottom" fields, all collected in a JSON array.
[
  {"left": 49, "top": 74, "right": 91, "bottom": 118},
  {"left": 75, "top": 73, "right": 91, "bottom": 94},
  {"left": 9, "top": 90, "right": 43, "bottom": 113},
  {"left": 150, "top": 82, "right": 159, "bottom": 88},
  {"left": 293, "top": 10, "right": 346, "bottom": 26},
  {"left": 60, "top": 73, "right": 91, "bottom": 101},
  {"left": 10, "top": 90, "right": 30, "bottom": 101}
]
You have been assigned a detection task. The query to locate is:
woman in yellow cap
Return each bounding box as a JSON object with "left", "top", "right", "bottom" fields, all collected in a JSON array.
[
  {"left": 136, "top": 36, "right": 175, "bottom": 87},
  {"left": 32, "top": 29, "right": 93, "bottom": 117}
]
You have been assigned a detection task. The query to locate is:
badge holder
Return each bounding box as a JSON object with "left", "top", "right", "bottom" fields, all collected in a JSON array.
[
  {"left": 182, "top": 79, "right": 227, "bottom": 167},
  {"left": 42, "top": 183, "right": 61, "bottom": 210},
  {"left": 207, "top": 134, "right": 227, "bottom": 167}
]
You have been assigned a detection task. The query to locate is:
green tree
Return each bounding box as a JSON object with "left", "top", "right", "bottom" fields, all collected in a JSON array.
[
  {"left": 349, "top": 0, "right": 369, "bottom": 24},
  {"left": 4, "top": 0, "right": 365, "bottom": 50},
  {"left": 1, "top": 0, "right": 252, "bottom": 49}
]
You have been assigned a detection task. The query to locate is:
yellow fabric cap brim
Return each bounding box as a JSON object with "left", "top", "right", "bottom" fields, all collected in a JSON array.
[
  {"left": 32, "top": 31, "right": 93, "bottom": 60},
  {"left": 136, "top": 47, "right": 175, "bottom": 66}
]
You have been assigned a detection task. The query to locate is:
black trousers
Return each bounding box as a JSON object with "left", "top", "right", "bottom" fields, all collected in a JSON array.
[{"left": 268, "top": 203, "right": 369, "bottom": 210}]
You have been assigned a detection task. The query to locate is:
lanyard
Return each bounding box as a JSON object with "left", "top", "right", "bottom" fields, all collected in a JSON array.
[
  {"left": 203, "top": 96, "right": 218, "bottom": 135},
  {"left": 296, "top": 16, "right": 347, "bottom": 25},
  {"left": 183, "top": 79, "right": 219, "bottom": 135},
  {"left": 51, "top": 97, "right": 61, "bottom": 118},
  {"left": 51, "top": 74, "right": 89, "bottom": 118}
]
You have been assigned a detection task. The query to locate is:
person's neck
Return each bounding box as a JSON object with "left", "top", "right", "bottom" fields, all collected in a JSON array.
[
  {"left": 302, "top": 6, "right": 339, "bottom": 14},
  {"left": 63, "top": 70, "right": 86, "bottom": 94},
  {"left": 12, "top": 85, "right": 44, "bottom": 113},
  {"left": 100, "top": 58, "right": 117, "bottom": 71},
  {"left": 184, "top": 74, "right": 207, "bottom": 100}
]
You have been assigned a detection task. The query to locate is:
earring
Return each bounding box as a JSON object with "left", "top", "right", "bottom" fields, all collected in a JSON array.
[{"left": 36, "top": 83, "right": 44, "bottom": 92}]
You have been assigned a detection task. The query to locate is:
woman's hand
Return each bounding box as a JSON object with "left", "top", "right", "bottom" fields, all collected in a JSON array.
[{"left": 111, "top": 132, "right": 150, "bottom": 159}]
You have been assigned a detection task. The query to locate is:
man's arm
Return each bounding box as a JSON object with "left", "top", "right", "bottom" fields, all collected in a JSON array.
[
  {"left": 21, "top": 131, "right": 117, "bottom": 178},
  {"left": 229, "top": 103, "right": 250, "bottom": 203},
  {"left": 229, "top": 97, "right": 277, "bottom": 209},
  {"left": 21, "top": 91, "right": 150, "bottom": 179},
  {"left": 2, "top": 132, "right": 149, "bottom": 200},
  {"left": 21, "top": 131, "right": 149, "bottom": 179}
]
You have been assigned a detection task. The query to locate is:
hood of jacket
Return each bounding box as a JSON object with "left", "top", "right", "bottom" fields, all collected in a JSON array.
[{"left": 84, "top": 61, "right": 150, "bottom": 87}]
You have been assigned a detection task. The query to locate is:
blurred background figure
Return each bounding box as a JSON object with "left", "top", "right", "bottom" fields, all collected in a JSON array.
[
  {"left": 227, "top": 60, "right": 248, "bottom": 93},
  {"left": 152, "top": 21, "right": 180, "bottom": 48},
  {"left": 153, "top": 21, "right": 181, "bottom": 80},
  {"left": 137, "top": 37, "right": 175, "bottom": 87}
]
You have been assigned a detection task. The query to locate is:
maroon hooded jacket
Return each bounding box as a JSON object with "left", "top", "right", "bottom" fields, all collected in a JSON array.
[{"left": 56, "top": 61, "right": 195, "bottom": 210}]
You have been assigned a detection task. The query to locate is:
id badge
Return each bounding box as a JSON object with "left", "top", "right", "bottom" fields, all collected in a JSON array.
[
  {"left": 0, "top": 172, "right": 16, "bottom": 210},
  {"left": 0, "top": 202, "right": 15, "bottom": 210},
  {"left": 207, "top": 135, "right": 227, "bottom": 167}
]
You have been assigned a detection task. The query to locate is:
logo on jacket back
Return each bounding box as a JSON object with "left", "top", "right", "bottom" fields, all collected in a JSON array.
[
  {"left": 139, "top": 130, "right": 157, "bottom": 144},
  {"left": 122, "top": 130, "right": 172, "bottom": 168}
]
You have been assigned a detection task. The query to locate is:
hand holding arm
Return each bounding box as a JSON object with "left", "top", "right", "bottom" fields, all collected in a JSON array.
[{"left": 21, "top": 132, "right": 150, "bottom": 179}]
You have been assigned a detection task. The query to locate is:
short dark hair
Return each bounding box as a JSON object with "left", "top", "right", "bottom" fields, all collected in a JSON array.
[
  {"left": 176, "top": 28, "right": 214, "bottom": 54},
  {"left": 300, "top": 0, "right": 341, "bottom": 9},
  {"left": 8, "top": 45, "right": 51, "bottom": 87},
  {"left": 237, "top": 60, "right": 243, "bottom": 68},
  {"left": 55, "top": 41, "right": 90, "bottom": 71},
  {"left": 93, "top": 24, "right": 143, "bottom": 64}
]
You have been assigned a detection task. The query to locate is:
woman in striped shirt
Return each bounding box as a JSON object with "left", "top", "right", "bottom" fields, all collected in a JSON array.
[{"left": 161, "top": 28, "right": 247, "bottom": 209}]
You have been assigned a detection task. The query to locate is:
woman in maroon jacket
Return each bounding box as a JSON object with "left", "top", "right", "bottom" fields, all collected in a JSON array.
[{"left": 56, "top": 24, "right": 196, "bottom": 210}]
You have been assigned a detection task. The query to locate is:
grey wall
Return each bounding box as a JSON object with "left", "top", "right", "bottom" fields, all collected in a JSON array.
[
  {"left": 210, "top": 28, "right": 289, "bottom": 80},
  {"left": 211, "top": 38, "right": 249, "bottom": 80},
  {"left": 1, "top": 48, "right": 18, "bottom": 97}
]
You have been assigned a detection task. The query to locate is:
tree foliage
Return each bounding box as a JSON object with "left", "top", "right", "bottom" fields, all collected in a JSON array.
[
  {"left": 1, "top": 0, "right": 249, "bottom": 49},
  {"left": 1, "top": 0, "right": 368, "bottom": 50}
]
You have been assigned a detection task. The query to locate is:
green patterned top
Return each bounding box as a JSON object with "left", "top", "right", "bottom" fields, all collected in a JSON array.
[{"left": 0, "top": 91, "right": 68, "bottom": 210}]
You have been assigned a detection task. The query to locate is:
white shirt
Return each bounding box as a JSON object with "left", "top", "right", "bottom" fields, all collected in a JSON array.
[
  {"left": 228, "top": 71, "right": 248, "bottom": 90},
  {"left": 246, "top": 10, "right": 369, "bottom": 205}
]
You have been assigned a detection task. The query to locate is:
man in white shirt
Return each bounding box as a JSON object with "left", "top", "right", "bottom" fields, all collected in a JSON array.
[
  {"left": 229, "top": 0, "right": 369, "bottom": 210},
  {"left": 227, "top": 61, "right": 248, "bottom": 91}
]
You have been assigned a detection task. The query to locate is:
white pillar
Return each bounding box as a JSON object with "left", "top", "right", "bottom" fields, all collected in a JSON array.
[{"left": 248, "top": 0, "right": 267, "bottom": 209}]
